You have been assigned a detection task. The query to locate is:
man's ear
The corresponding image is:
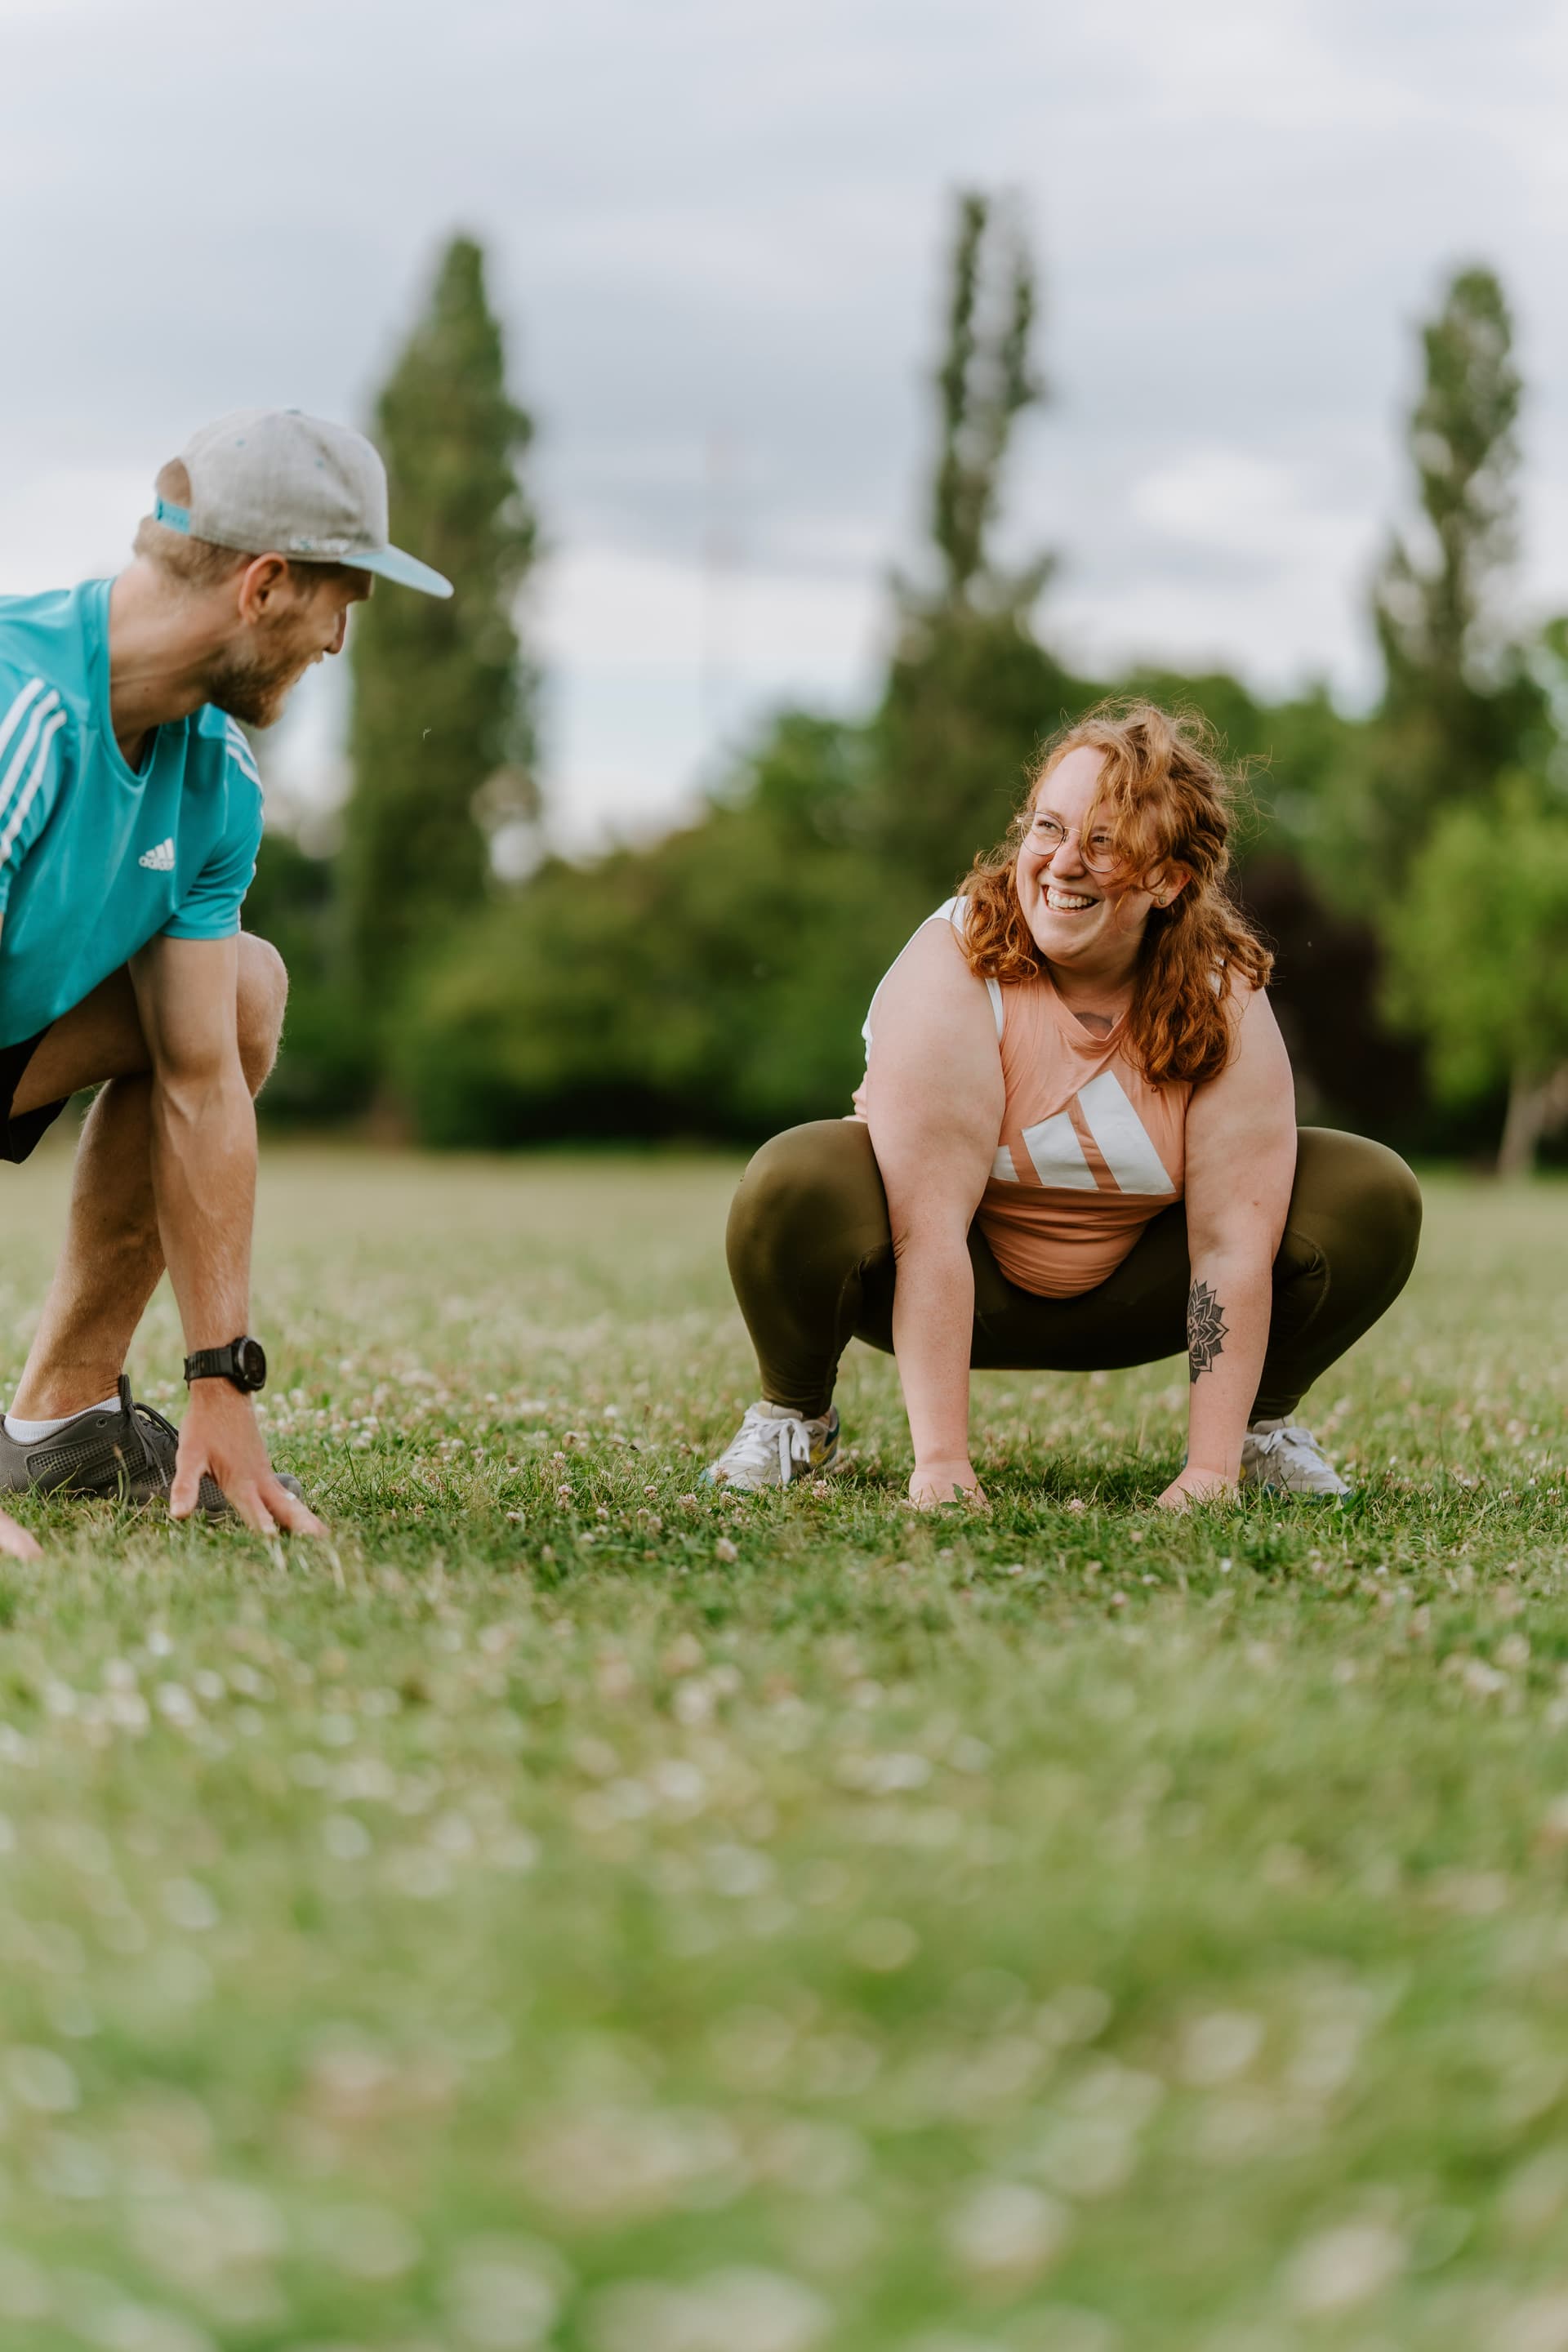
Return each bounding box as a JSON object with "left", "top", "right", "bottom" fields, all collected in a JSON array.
[{"left": 234, "top": 554, "right": 293, "bottom": 627}]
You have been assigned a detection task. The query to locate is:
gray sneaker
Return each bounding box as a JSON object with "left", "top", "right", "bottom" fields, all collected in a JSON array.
[
  {"left": 702, "top": 1401, "right": 842, "bottom": 1492},
  {"left": 0, "top": 1374, "right": 305, "bottom": 1518},
  {"left": 1241, "top": 1418, "right": 1351, "bottom": 1499}
]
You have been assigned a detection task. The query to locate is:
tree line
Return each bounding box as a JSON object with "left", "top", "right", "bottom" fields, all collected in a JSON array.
[{"left": 250, "top": 207, "right": 1568, "bottom": 1172}]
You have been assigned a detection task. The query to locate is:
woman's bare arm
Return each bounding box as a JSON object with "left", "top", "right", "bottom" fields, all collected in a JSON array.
[
  {"left": 866, "top": 921, "right": 1004, "bottom": 1506},
  {"left": 1164, "top": 985, "right": 1297, "bottom": 1509}
]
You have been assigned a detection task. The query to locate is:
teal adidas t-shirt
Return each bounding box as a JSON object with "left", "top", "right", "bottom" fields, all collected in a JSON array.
[{"left": 0, "top": 578, "right": 264, "bottom": 1049}]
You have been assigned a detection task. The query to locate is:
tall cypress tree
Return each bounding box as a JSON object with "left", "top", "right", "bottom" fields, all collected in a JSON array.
[
  {"left": 344, "top": 235, "right": 538, "bottom": 1005},
  {"left": 1359, "top": 265, "right": 1536, "bottom": 875},
  {"left": 874, "top": 191, "right": 1080, "bottom": 897}
]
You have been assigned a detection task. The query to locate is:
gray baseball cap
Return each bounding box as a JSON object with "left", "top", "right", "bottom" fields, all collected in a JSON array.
[{"left": 156, "top": 407, "right": 453, "bottom": 598}]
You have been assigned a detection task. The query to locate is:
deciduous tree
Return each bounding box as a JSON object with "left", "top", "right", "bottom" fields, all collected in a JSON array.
[{"left": 1383, "top": 774, "right": 1568, "bottom": 1174}]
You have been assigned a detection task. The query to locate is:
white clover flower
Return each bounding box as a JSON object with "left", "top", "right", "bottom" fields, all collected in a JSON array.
[
  {"left": 7, "top": 2046, "right": 78, "bottom": 2114},
  {"left": 443, "top": 2235, "right": 570, "bottom": 2349},
  {"left": 1179, "top": 2010, "right": 1266, "bottom": 2086},
  {"left": 1500, "top": 2292, "right": 1568, "bottom": 2352},
  {"left": 1284, "top": 2219, "right": 1406, "bottom": 2314},
  {"left": 946, "top": 2180, "right": 1070, "bottom": 2284},
  {"left": 587, "top": 2266, "right": 829, "bottom": 2352}
]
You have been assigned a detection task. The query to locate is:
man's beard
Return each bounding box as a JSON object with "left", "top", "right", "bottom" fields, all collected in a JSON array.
[{"left": 206, "top": 632, "right": 317, "bottom": 728}]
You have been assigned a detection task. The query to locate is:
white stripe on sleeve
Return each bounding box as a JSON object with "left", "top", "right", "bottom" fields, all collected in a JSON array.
[
  {"left": 0, "top": 709, "right": 67, "bottom": 867},
  {"left": 225, "top": 721, "right": 263, "bottom": 786},
  {"left": 1074, "top": 1070, "right": 1175, "bottom": 1196},
  {"left": 0, "top": 677, "right": 47, "bottom": 770},
  {"left": 0, "top": 688, "right": 61, "bottom": 837}
]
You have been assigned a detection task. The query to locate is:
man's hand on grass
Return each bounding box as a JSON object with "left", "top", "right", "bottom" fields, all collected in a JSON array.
[
  {"left": 172, "top": 1383, "right": 325, "bottom": 1536},
  {"left": 0, "top": 1505, "right": 42, "bottom": 1561},
  {"left": 1156, "top": 1465, "right": 1236, "bottom": 1512}
]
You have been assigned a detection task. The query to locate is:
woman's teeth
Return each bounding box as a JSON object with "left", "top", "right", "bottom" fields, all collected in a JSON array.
[{"left": 1046, "top": 886, "right": 1096, "bottom": 911}]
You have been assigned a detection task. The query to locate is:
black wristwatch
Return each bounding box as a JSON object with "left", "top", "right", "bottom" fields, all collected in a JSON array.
[{"left": 184, "top": 1335, "right": 268, "bottom": 1393}]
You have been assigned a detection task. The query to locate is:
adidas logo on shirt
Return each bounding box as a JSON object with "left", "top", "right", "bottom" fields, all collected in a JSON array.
[{"left": 138, "top": 838, "right": 175, "bottom": 872}]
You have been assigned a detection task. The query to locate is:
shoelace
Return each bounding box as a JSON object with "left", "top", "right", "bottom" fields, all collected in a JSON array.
[
  {"left": 725, "top": 1409, "right": 821, "bottom": 1488},
  {"left": 130, "top": 1397, "right": 180, "bottom": 1479},
  {"left": 773, "top": 1417, "right": 818, "bottom": 1487}
]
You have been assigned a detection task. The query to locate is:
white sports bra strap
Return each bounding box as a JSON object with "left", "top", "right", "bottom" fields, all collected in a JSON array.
[
  {"left": 863, "top": 895, "right": 1006, "bottom": 1054},
  {"left": 938, "top": 896, "right": 1004, "bottom": 1040}
]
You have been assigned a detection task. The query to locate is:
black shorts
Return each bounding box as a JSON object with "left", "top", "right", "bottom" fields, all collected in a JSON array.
[{"left": 1, "top": 1030, "right": 69, "bottom": 1165}]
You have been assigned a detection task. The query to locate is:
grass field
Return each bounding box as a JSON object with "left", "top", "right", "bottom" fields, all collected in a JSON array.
[{"left": 1, "top": 1143, "right": 1567, "bottom": 2352}]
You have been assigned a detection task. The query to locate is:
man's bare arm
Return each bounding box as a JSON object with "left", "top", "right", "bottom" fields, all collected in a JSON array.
[
  {"left": 128, "top": 934, "right": 322, "bottom": 1535},
  {"left": 0, "top": 913, "right": 42, "bottom": 1556}
]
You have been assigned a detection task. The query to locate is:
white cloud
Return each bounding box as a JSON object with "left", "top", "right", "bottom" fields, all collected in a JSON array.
[
  {"left": 535, "top": 544, "right": 884, "bottom": 849},
  {"left": 1129, "top": 451, "right": 1327, "bottom": 559},
  {"left": 0, "top": 467, "right": 147, "bottom": 596}
]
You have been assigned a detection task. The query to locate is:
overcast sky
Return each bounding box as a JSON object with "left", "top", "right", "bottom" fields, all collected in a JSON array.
[{"left": 3, "top": 0, "right": 1566, "bottom": 847}]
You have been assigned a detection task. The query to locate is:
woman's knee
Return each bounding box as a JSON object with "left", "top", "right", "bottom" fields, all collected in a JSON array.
[
  {"left": 1288, "top": 1128, "right": 1423, "bottom": 1291},
  {"left": 728, "top": 1120, "right": 885, "bottom": 1271}
]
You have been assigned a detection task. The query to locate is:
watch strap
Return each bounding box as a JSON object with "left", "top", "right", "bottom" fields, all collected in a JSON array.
[{"left": 184, "top": 1336, "right": 266, "bottom": 1392}]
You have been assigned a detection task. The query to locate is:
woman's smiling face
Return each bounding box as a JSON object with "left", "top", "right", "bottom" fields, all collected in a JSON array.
[{"left": 1014, "top": 746, "right": 1180, "bottom": 974}]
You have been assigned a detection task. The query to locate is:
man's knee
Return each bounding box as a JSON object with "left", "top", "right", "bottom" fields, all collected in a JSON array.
[{"left": 236, "top": 934, "right": 288, "bottom": 1098}]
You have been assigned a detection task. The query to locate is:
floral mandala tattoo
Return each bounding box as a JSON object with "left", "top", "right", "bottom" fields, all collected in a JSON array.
[{"left": 1187, "top": 1279, "right": 1228, "bottom": 1383}]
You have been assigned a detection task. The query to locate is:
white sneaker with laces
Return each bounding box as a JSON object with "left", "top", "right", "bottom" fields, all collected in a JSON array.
[
  {"left": 702, "top": 1401, "right": 842, "bottom": 1492},
  {"left": 1241, "top": 1418, "right": 1351, "bottom": 1499}
]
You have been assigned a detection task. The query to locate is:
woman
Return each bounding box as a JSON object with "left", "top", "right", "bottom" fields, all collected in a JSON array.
[{"left": 706, "top": 703, "right": 1421, "bottom": 1510}]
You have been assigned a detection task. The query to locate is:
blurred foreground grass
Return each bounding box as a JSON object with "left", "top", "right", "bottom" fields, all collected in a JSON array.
[{"left": 0, "top": 1145, "right": 1566, "bottom": 2351}]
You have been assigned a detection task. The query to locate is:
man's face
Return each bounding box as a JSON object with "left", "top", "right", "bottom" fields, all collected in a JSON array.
[{"left": 208, "top": 567, "right": 372, "bottom": 728}]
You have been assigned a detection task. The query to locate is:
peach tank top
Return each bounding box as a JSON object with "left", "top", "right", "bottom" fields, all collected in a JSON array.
[{"left": 865, "top": 898, "right": 1189, "bottom": 1299}]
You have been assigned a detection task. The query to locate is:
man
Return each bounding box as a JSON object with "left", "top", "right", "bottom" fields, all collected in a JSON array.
[{"left": 0, "top": 409, "right": 452, "bottom": 1561}]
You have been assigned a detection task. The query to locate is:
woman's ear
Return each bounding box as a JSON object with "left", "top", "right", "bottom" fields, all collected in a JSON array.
[{"left": 1148, "top": 864, "right": 1192, "bottom": 910}]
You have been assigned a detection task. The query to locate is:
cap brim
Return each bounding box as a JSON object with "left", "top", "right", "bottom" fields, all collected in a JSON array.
[{"left": 352, "top": 543, "right": 454, "bottom": 598}]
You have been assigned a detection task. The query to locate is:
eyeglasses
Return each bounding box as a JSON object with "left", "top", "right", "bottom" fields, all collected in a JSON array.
[{"left": 1027, "top": 813, "right": 1120, "bottom": 875}]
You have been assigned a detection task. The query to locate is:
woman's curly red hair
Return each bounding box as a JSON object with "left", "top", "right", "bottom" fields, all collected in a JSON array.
[{"left": 957, "top": 701, "right": 1273, "bottom": 1089}]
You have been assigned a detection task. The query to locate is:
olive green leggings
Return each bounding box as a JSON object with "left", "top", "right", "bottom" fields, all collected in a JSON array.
[{"left": 726, "top": 1121, "right": 1422, "bottom": 1422}]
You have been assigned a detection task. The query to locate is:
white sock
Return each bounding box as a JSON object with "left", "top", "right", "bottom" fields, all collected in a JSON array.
[{"left": 4, "top": 1393, "right": 121, "bottom": 1444}]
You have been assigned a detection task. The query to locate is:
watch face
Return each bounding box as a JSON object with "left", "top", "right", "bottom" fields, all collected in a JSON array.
[{"left": 236, "top": 1337, "right": 268, "bottom": 1391}]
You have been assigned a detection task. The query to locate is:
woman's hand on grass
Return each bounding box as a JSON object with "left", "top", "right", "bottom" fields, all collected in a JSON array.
[
  {"left": 0, "top": 1506, "right": 42, "bottom": 1561},
  {"left": 909, "top": 1459, "right": 989, "bottom": 1512},
  {"left": 1156, "top": 1465, "right": 1236, "bottom": 1512}
]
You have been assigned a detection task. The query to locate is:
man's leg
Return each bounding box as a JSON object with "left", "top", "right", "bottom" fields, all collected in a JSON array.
[{"left": 9, "top": 938, "right": 287, "bottom": 1421}]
